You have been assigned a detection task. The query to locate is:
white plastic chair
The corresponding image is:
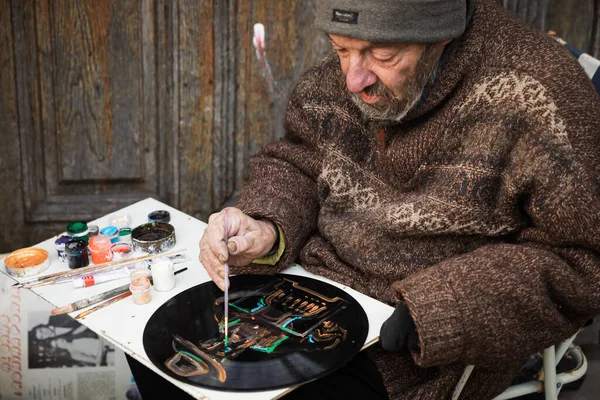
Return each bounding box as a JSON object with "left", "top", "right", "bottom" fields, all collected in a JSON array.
[{"left": 451, "top": 332, "right": 588, "bottom": 400}]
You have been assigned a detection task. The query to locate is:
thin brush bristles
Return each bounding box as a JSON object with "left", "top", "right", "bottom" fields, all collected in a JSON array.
[{"left": 51, "top": 304, "right": 75, "bottom": 315}]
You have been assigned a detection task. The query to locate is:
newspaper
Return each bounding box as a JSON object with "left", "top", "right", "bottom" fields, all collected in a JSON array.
[{"left": 0, "top": 271, "right": 137, "bottom": 400}]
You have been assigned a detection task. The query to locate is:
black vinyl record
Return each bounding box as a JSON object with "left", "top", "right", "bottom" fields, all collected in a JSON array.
[{"left": 143, "top": 274, "right": 368, "bottom": 392}]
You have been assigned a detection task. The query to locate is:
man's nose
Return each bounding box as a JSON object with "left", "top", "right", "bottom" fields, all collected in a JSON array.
[{"left": 345, "top": 57, "right": 377, "bottom": 93}]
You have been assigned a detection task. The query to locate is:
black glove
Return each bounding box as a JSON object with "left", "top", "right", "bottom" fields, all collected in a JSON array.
[{"left": 379, "top": 302, "right": 420, "bottom": 352}]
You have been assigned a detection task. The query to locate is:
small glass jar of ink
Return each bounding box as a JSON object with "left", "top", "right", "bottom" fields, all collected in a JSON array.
[
  {"left": 88, "top": 235, "right": 113, "bottom": 265},
  {"left": 130, "top": 277, "right": 151, "bottom": 305},
  {"left": 100, "top": 226, "right": 119, "bottom": 244},
  {"left": 54, "top": 235, "right": 72, "bottom": 262},
  {"left": 88, "top": 224, "right": 100, "bottom": 238},
  {"left": 111, "top": 242, "right": 133, "bottom": 260},
  {"left": 118, "top": 227, "right": 132, "bottom": 243},
  {"left": 148, "top": 210, "right": 170, "bottom": 224},
  {"left": 65, "top": 239, "right": 89, "bottom": 269},
  {"left": 66, "top": 222, "right": 89, "bottom": 244}
]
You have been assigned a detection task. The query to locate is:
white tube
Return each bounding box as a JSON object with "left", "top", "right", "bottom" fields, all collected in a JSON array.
[{"left": 73, "top": 267, "right": 132, "bottom": 288}]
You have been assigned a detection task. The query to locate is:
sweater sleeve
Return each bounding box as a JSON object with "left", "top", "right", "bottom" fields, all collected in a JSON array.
[
  {"left": 231, "top": 82, "right": 324, "bottom": 276},
  {"left": 393, "top": 71, "right": 600, "bottom": 368}
]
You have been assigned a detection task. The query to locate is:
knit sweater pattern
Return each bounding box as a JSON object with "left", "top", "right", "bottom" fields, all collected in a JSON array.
[{"left": 234, "top": 0, "right": 600, "bottom": 398}]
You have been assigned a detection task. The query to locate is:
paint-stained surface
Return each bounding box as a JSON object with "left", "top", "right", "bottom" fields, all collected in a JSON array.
[{"left": 1, "top": 0, "right": 600, "bottom": 251}]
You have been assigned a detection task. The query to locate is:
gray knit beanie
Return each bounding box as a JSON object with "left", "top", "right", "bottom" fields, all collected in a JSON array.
[{"left": 315, "top": 0, "right": 467, "bottom": 43}]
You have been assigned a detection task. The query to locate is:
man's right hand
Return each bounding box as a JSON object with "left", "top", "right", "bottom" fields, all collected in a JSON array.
[{"left": 198, "top": 207, "right": 278, "bottom": 291}]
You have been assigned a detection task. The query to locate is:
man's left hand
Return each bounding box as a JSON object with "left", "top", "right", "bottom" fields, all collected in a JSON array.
[{"left": 379, "top": 302, "right": 420, "bottom": 352}]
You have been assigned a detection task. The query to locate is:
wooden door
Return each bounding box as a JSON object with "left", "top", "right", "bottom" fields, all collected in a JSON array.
[{"left": 1, "top": 0, "right": 598, "bottom": 252}]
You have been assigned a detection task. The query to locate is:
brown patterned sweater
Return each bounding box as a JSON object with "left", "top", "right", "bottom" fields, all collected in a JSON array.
[{"left": 234, "top": 0, "right": 600, "bottom": 398}]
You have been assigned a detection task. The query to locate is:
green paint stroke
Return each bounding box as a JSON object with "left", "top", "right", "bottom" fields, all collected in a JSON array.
[
  {"left": 252, "top": 335, "right": 289, "bottom": 353},
  {"left": 179, "top": 350, "right": 203, "bottom": 364},
  {"left": 229, "top": 303, "right": 249, "bottom": 313},
  {"left": 279, "top": 326, "right": 298, "bottom": 335}
]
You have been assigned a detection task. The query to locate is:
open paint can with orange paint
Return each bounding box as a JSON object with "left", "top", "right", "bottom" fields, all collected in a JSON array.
[{"left": 3, "top": 247, "right": 50, "bottom": 278}]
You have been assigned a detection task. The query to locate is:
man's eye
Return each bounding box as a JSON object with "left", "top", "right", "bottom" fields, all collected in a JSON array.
[
  {"left": 372, "top": 54, "right": 393, "bottom": 62},
  {"left": 335, "top": 48, "right": 348, "bottom": 57}
]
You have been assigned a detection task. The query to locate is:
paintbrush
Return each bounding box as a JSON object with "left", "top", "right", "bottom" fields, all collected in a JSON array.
[
  {"left": 50, "top": 283, "right": 131, "bottom": 315},
  {"left": 17, "top": 248, "right": 187, "bottom": 289},
  {"left": 58, "top": 267, "right": 188, "bottom": 318},
  {"left": 75, "top": 291, "right": 132, "bottom": 319},
  {"left": 224, "top": 212, "right": 230, "bottom": 348}
]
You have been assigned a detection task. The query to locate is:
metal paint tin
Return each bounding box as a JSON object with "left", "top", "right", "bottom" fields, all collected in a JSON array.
[
  {"left": 100, "top": 226, "right": 119, "bottom": 244},
  {"left": 131, "top": 222, "right": 176, "bottom": 254},
  {"left": 148, "top": 210, "right": 171, "bottom": 224},
  {"left": 3, "top": 247, "right": 50, "bottom": 278}
]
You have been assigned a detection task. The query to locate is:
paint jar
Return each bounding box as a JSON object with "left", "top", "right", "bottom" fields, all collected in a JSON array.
[
  {"left": 88, "top": 235, "right": 113, "bottom": 265},
  {"left": 118, "top": 227, "right": 132, "bottom": 243},
  {"left": 130, "top": 277, "right": 151, "bottom": 305},
  {"left": 100, "top": 226, "right": 119, "bottom": 244},
  {"left": 88, "top": 225, "right": 99, "bottom": 238},
  {"left": 151, "top": 259, "right": 175, "bottom": 292},
  {"left": 111, "top": 242, "right": 133, "bottom": 260},
  {"left": 148, "top": 210, "right": 170, "bottom": 224},
  {"left": 4, "top": 247, "right": 50, "bottom": 277},
  {"left": 109, "top": 213, "right": 132, "bottom": 229},
  {"left": 65, "top": 239, "right": 89, "bottom": 269},
  {"left": 66, "top": 222, "right": 89, "bottom": 244},
  {"left": 54, "top": 235, "right": 72, "bottom": 262},
  {"left": 132, "top": 222, "right": 176, "bottom": 254},
  {"left": 131, "top": 268, "right": 151, "bottom": 281}
]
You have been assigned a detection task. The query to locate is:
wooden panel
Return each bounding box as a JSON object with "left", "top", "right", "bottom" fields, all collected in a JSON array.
[
  {"left": 11, "top": 0, "right": 174, "bottom": 225},
  {"left": 155, "top": 0, "right": 180, "bottom": 207},
  {"left": 177, "top": 0, "right": 215, "bottom": 219},
  {"left": 212, "top": 0, "right": 236, "bottom": 210},
  {"left": 594, "top": 1, "right": 600, "bottom": 58},
  {"left": 501, "top": 0, "right": 598, "bottom": 56},
  {"left": 51, "top": 1, "right": 143, "bottom": 181},
  {"left": 547, "top": 0, "right": 596, "bottom": 54},
  {"left": 500, "top": 0, "right": 551, "bottom": 32},
  {"left": 233, "top": 0, "right": 330, "bottom": 189},
  {"left": 11, "top": 0, "right": 46, "bottom": 219},
  {"left": 0, "top": 0, "right": 26, "bottom": 252}
]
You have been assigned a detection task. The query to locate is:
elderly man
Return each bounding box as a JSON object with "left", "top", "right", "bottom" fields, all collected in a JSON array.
[{"left": 199, "top": 0, "right": 600, "bottom": 398}]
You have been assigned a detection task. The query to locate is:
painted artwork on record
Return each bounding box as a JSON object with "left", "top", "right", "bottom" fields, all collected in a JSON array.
[{"left": 143, "top": 275, "right": 368, "bottom": 392}]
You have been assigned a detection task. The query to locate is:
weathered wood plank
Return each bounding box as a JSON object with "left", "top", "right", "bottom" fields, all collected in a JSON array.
[
  {"left": 156, "top": 0, "right": 180, "bottom": 207},
  {"left": 211, "top": 0, "right": 236, "bottom": 210},
  {"left": 0, "top": 0, "right": 26, "bottom": 252},
  {"left": 547, "top": 0, "right": 596, "bottom": 54},
  {"left": 178, "top": 0, "right": 215, "bottom": 219},
  {"left": 52, "top": 0, "right": 143, "bottom": 181},
  {"left": 11, "top": 0, "right": 46, "bottom": 221},
  {"left": 593, "top": 0, "right": 600, "bottom": 59},
  {"left": 500, "top": 0, "right": 551, "bottom": 32},
  {"left": 233, "top": 0, "right": 330, "bottom": 187}
]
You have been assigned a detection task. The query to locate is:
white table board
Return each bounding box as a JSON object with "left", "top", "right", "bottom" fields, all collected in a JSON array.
[{"left": 4, "top": 198, "right": 394, "bottom": 399}]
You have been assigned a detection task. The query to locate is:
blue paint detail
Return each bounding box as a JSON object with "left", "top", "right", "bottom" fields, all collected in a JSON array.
[
  {"left": 282, "top": 317, "right": 300, "bottom": 328},
  {"left": 308, "top": 334, "right": 314, "bottom": 344},
  {"left": 251, "top": 303, "right": 265, "bottom": 312}
]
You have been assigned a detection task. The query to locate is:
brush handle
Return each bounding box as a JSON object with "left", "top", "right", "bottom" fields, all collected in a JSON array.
[
  {"left": 22, "top": 248, "right": 187, "bottom": 289},
  {"left": 75, "top": 291, "right": 132, "bottom": 319},
  {"left": 50, "top": 283, "right": 130, "bottom": 315}
]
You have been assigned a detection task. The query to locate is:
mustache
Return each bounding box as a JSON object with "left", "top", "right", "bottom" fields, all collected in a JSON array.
[{"left": 363, "top": 80, "right": 397, "bottom": 99}]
